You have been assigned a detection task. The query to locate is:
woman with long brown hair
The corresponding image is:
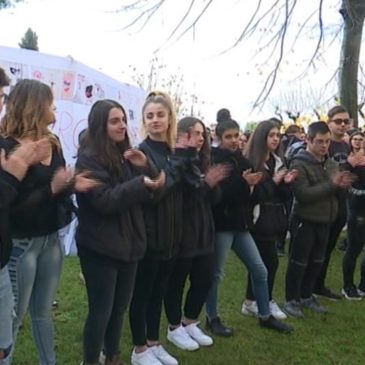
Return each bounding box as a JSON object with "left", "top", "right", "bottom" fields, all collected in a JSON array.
[{"left": 3, "top": 79, "right": 97, "bottom": 365}]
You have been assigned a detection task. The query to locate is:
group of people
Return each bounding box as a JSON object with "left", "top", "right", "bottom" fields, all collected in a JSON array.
[{"left": 0, "top": 65, "right": 364, "bottom": 365}]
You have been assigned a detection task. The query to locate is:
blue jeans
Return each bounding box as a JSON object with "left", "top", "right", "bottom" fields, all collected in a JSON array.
[
  {"left": 0, "top": 266, "right": 13, "bottom": 365},
  {"left": 8, "top": 233, "right": 63, "bottom": 365},
  {"left": 206, "top": 231, "right": 270, "bottom": 319}
]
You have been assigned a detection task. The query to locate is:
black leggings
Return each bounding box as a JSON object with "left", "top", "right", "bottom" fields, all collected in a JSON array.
[
  {"left": 246, "top": 239, "right": 278, "bottom": 301},
  {"left": 129, "top": 257, "right": 175, "bottom": 346},
  {"left": 164, "top": 254, "right": 215, "bottom": 326},
  {"left": 79, "top": 255, "right": 137, "bottom": 363},
  {"left": 343, "top": 211, "right": 365, "bottom": 290}
]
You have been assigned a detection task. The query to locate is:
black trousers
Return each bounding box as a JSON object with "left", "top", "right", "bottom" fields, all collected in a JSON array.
[
  {"left": 164, "top": 253, "right": 215, "bottom": 326},
  {"left": 129, "top": 257, "right": 175, "bottom": 346},
  {"left": 343, "top": 210, "right": 365, "bottom": 290},
  {"left": 314, "top": 202, "right": 347, "bottom": 291},
  {"left": 285, "top": 218, "right": 330, "bottom": 301},
  {"left": 79, "top": 254, "right": 137, "bottom": 363},
  {"left": 246, "top": 238, "right": 278, "bottom": 301}
]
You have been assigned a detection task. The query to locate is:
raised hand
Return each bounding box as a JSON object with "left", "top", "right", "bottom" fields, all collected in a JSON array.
[
  {"left": 73, "top": 171, "right": 101, "bottom": 192},
  {"left": 273, "top": 169, "right": 287, "bottom": 184},
  {"left": 143, "top": 170, "right": 166, "bottom": 190},
  {"left": 242, "top": 169, "right": 263, "bottom": 186},
  {"left": 175, "top": 132, "right": 190, "bottom": 149},
  {"left": 204, "top": 164, "right": 231, "bottom": 188},
  {"left": 284, "top": 169, "right": 299, "bottom": 184},
  {"left": 332, "top": 171, "right": 356, "bottom": 189},
  {"left": 123, "top": 149, "right": 148, "bottom": 167},
  {"left": 51, "top": 167, "right": 74, "bottom": 195}
]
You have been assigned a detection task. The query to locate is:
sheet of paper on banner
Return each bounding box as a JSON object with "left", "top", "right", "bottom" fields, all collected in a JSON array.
[{"left": 0, "top": 45, "right": 146, "bottom": 255}]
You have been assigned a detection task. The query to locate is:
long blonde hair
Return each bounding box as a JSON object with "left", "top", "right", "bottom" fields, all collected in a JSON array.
[
  {"left": 140, "top": 90, "right": 177, "bottom": 148},
  {"left": 1, "top": 79, "right": 59, "bottom": 147}
]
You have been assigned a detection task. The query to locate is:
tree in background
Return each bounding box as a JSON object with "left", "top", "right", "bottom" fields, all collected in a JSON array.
[
  {"left": 128, "top": 56, "right": 205, "bottom": 118},
  {"left": 0, "top": 0, "right": 22, "bottom": 9},
  {"left": 19, "top": 27, "right": 39, "bottom": 51},
  {"left": 116, "top": 0, "right": 365, "bottom": 127}
]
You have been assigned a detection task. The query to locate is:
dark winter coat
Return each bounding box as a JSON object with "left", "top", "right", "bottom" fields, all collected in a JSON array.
[
  {"left": 250, "top": 153, "right": 291, "bottom": 241},
  {"left": 290, "top": 149, "right": 340, "bottom": 223},
  {"left": 75, "top": 149, "right": 155, "bottom": 262},
  {"left": 211, "top": 147, "right": 252, "bottom": 232},
  {"left": 139, "top": 138, "right": 201, "bottom": 260}
]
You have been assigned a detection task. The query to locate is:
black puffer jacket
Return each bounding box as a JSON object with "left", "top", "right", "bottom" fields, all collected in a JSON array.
[
  {"left": 76, "top": 149, "right": 155, "bottom": 262},
  {"left": 211, "top": 147, "right": 252, "bottom": 232},
  {"left": 178, "top": 153, "right": 218, "bottom": 258},
  {"left": 139, "top": 138, "right": 201, "bottom": 260}
]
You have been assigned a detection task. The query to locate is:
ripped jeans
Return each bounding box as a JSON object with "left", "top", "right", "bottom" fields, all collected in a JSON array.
[
  {"left": 0, "top": 266, "right": 13, "bottom": 365},
  {"left": 8, "top": 233, "right": 63, "bottom": 365},
  {"left": 285, "top": 218, "right": 330, "bottom": 301}
]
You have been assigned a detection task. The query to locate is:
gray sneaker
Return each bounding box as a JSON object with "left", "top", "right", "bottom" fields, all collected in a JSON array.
[
  {"left": 301, "top": 296, "right": 328, "bottom": 314},
  {"left": 282, "top": 300, "right": 304, "bottom": 318}
]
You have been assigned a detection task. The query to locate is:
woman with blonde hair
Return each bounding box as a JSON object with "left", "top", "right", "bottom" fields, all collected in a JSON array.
[
  {"left": 3, "top": 79, "right": 97, "bottom": 365},
  {"left": 129, "top": 91, "right": 200, "bottom": 365}
]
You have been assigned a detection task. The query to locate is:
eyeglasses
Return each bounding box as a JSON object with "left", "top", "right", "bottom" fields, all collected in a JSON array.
[{"left": 330, "top": 118, "right": 352, "bottom": 125}]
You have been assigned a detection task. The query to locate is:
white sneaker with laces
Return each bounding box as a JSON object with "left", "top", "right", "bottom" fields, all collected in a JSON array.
[
  {"left": 269, "top": 300, "right": 287, "bottom": 320},
  {"left": 150, "top": 345, "right": 178, "bottom": 365},
  {"left": 184, "top": 322, "right": 213, "bottom": 346},
  {"left": 241, "top": 300, "right": 258, "bottom": 317},
  {"left": 131, "top": 348, "right": 163, "bottom": 365},
  {"left": 167, "top": 325, "right": 199, "bottom": 351}
]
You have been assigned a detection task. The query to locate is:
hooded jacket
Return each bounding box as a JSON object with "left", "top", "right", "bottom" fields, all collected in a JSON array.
[{"left": 290, "top": 149, "right": 340, "bottom": 223}]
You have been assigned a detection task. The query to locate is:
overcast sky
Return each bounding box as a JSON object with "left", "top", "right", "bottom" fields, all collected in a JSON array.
[{"left": 0, "top": 0, "right": 353, "bottom": 126}]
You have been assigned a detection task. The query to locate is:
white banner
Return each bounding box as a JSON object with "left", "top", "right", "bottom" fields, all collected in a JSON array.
[{"left": 0, "top": 45, "right": 146, "bottom": 164}]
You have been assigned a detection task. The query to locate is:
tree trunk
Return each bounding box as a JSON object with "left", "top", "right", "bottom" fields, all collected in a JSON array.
[{"left": 339, "top": 0, "right": 365, "bottom": 127}]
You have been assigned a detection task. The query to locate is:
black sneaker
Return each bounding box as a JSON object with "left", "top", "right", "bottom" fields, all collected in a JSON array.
[
  {"left": 205, "top": 316, "right": 233, "bottom": 337},
  {"left": 313, "top": 287, "right": 341, "bottom": 301},
  {"left": 301, "top": 296, "right": 328, "bottom": 314},
  {"left": 342, "top": 287, "right": 362, "bottom": 301},
  {"left": 282, "top": 300, "right": 304, "bottom": 318},
  {"left": 259, "top": 315, "right": 293, "bottom": 333}
]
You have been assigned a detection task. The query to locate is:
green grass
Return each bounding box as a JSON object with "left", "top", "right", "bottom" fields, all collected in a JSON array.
[{"left": 13, "top": 248, "right": 365, "bottom": 365}]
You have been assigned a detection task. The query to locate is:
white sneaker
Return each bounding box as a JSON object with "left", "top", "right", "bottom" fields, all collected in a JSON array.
[
  {"left": 131, "top": 348, "right": 163, "bottom": 365},
  {"left": 269, "top": 300, "right": 287, "bottom": 320},
  {"left": 241, "top": 300, "right": 258, "bottom": 317},
  {"left": 167, "top": 325, "right": 199, "bottom": 351},
  {"left": 184, "top": 322, "right": 213, "bottom": 346},
  {"left": 150, "top": 345, "right": 178, "bottom": 365},
  {"left": 358, "top": 288, "right": 365, "bottom": 298}
]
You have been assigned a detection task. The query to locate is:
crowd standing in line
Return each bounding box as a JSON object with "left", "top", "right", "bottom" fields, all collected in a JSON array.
[{"left": 1, "top": 67, "right": 365, "bottom": 365}]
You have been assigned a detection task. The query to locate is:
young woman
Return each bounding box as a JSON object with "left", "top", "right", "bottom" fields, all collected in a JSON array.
[
  {"left": 2, "top": 79, "right": 97, "bottom": 365},
  {"left": 205, "top": 118, "right": 293, "bottom": 336},
  {"left": 164, "top": 117, "right": 229, "bottom": 351},
  {"left": 76, "top": 99, "right": 164, "bottom": 365},
  {"left": 129, "top": 91, "right": 197, "bottom": 365},
  {"left": 342, "top": 131, "right": 365, "bottom": 300},
  {"left": 243, "top": 120, "right": 297, "bottom": 319}
]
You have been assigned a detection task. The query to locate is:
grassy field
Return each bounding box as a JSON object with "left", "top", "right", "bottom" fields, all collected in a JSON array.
[{"left": 12, "top": 248, "right": 365, "bottom": 365}]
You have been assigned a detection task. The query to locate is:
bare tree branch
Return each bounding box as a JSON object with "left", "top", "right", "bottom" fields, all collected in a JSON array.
[{"left": 253, "top": 0, "right": 297, "bottom": 109}]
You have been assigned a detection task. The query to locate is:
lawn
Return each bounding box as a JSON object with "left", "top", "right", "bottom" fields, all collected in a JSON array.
[{"left": 12, "top": 248, "right": 365, "bottom": 365}]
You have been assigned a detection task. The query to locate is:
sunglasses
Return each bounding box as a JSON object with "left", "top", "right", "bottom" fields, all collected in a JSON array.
[{"left": 330, "top": 118, "right": 352, "bottom": 125}]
